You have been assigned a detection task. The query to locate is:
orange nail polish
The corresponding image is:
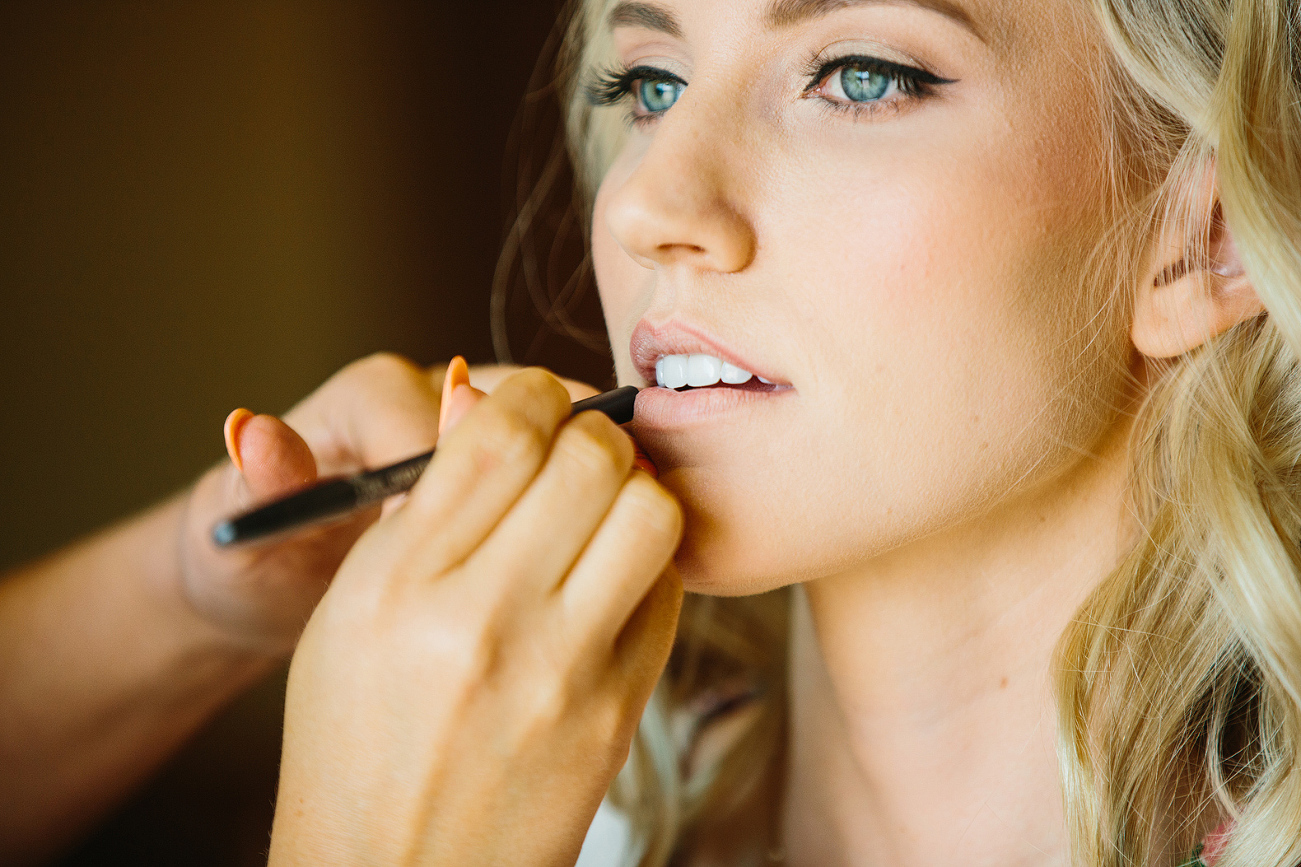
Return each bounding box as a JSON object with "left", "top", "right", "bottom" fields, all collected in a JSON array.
[
  {"left": 439, "top": 356, "right": 470, "bottom": 434},
  {"left": 223, "top": 408, "right": 255, "bottom": 472}
]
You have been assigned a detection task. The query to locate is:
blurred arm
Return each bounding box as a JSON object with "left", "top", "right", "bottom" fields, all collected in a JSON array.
[{"left": 0, "top": 495, "right": 273, "bottom": 865}]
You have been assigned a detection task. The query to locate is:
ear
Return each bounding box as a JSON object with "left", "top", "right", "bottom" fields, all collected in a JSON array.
[{"left": 1131, "top": 161, "right": 1265, "bottom": 359}]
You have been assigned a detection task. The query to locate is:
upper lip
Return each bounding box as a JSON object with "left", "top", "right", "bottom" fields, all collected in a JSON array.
[{"left": 629, "top": 319, "right": 786, "bottom": 387}]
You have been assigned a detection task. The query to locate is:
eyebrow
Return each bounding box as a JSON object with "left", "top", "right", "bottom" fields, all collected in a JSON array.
[
  {"left": 768, "top": 0, "right": 979, "bottom": 36},
  {"left": 607, "top": 0, "right": 981, "bottom": 42},
  {"left": 608, "top": 1, "right": 684, "bottom": 38}
]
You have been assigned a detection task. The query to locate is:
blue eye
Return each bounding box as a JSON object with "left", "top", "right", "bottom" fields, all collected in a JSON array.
[
  {"left": 803, "top": 54, "right": 955, "bottom": 114},
  {"left": 587, "top": 65, "right": 688, "bottom": 124},
  {"left": 638, "top": 77, "right": 684, "bottom": 114},
  {"left": 840, "top": 66, "right": 892, "bottom": 102}
]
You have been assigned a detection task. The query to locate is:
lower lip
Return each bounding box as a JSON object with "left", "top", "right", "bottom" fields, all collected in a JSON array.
[{"left": 633, "top": 385, "right": 794, "bottom": 429}]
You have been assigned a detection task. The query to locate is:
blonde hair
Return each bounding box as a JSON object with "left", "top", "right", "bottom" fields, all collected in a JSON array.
[
  {"left": 1059, "top": 1, "right": 1301, "bottom": 865},
  {"left": 551, "top": 0, "right": 1301, "bottom": 863}
]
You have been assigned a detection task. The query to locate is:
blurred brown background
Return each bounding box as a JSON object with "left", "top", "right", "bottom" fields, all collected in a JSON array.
[{"left": 0, "top": 1, "right": 607, "bottom": 863}]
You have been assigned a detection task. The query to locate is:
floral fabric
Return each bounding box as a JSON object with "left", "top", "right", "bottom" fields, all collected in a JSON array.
[{"left": 1181, "top": 822, "right": 1230, "bottom": 867}]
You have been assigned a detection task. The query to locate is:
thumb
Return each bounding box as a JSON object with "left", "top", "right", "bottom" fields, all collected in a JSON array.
[{"left": 224, "top": 408, "right": 318, "bottom": 500}]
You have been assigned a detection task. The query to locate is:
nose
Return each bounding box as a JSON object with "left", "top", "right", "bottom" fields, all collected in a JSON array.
[{"left": 601, "top": 100, "right": 757, "bottom": 274}]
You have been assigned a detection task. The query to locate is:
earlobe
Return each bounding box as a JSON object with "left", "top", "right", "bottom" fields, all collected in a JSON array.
[{"left": 1131, "top": 167, "right": 1264, "bottom": 359}]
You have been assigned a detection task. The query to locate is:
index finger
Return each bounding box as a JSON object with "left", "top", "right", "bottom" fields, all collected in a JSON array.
[
  {"left": 470, "top": 364, "right": 601, "bottom": 402},
  {"left": 393, "top": 368, "right": 573, "bottom": 574}
]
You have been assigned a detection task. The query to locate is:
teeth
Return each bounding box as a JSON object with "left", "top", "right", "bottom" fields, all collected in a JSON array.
[
  {"left": 657, "top": 355, "right": 689, "bottom": 389},
  {"left": 720, "top": 362, "right": 752, "bottom": 384},
  {"left": 758, "top": 376, "right": 773, "bottom": 384},
  {"left": 685, "top": 354, "right": 722, "bottom": 387},
  {"left": 655, "top": 353, "right": 756, "bottom": 388}
]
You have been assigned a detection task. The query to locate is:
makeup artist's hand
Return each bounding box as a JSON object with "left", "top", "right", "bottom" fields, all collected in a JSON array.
[
  {"left": 266, "top": 368, "right": 682, "bottom": 866},
  {"left": 176, "top": 353, "right": 599, "bottom": 657}
]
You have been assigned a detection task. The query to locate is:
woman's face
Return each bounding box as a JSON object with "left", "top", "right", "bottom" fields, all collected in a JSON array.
[{"left": 591, "top": 0, "right": 1133, "bottom": 593}]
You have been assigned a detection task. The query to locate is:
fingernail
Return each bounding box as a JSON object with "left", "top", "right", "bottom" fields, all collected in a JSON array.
[
  {"left": 439, "top": 356, "right": 470, "bottom": 434},
  {"left": 223, "top": 408, "right": 255, "bottom": 472}
]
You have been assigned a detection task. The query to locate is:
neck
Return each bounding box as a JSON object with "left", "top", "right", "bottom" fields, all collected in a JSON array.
[{"left": 781, "top": 423, "right": 1133, "bottom": 867}]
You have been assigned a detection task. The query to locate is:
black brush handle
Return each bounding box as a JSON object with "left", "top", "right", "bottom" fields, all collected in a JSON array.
[
  {"left": 211, "top": 480, "right": 361, "bottom": 547},
  {"left": 212, "top": 385, "right": 639, "bottom": 546}
]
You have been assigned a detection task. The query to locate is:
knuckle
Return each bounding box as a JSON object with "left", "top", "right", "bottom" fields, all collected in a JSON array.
[
  {"left": 592, "top": 694, "right": 634, "bottom": 748},
  {"left": 351, "top": 351, "right": 420, "bottom": 383},
  {"left": 513, "top": 366, "right": 554, "bottom": 387},
  {"left": 557, "top": 419, "right": 630, "bottom": 479},
  {"left": 471, "top": 402, "right": 551, "bottom": 470},
  {"left": 421, "top": 607, "right": 502, "bottom": 685},
  {"left": 508, "top": 671, "right": 573, "bottom": 745},
  {"left": 515, "top": 365, "right": 566, "bottom": 394},
  {"left": 507, "top": 367, "right": 572, "bottom": 412},
  {"left": 530, "top": 677, "right": 572, "bottom": 725}
]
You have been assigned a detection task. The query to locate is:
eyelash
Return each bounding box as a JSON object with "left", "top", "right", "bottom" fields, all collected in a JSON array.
[
  {"left": 802, "top": 54, "right": 952, "bottom": 118},
  {"left": 587, "top": 65, "right": 688, "bottom": 127},
  {"left": 586, "top": 54, "right": 953, "bottom": 125}
]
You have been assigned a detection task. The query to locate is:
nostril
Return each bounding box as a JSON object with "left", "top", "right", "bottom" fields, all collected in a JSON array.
[{"left": 603, "top": 167, "right": 756, "bottom": 273}]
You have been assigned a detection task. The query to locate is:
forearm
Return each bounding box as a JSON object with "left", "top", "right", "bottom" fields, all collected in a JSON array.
[{"left": 0, "top": 494, "right": 275, "bottom": 864}]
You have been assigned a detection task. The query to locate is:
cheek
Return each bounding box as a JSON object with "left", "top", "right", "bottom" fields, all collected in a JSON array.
[
  {"left": 775, "top": 168, "right": 1072, "bottom": 449},
  {"left": 692, "top": 150, "right": 1122, "bottom": 590},
  {"left": 592, "top": 157, "right": 650, "bottom": 384}
]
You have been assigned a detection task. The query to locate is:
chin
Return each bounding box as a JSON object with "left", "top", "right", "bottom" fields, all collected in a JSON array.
[
  {"left": 674, "top": 545, "right": 787, "bottom": 597},
  {"left": 657, "top": 463, "right": 916, "bottom": 596},
  {"left": 665, "top": 477, "right": 808, "bottom": 597}
]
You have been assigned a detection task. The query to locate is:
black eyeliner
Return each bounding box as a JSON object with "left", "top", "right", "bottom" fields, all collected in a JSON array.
[
  {"left": 211, "top": 386, "right": 641, "bottom": 547},
  {"left": 802, "top": 54, "right": 957, "bottom": 97}
]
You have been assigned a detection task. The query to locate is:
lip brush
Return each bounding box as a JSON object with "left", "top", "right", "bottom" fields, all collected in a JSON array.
[{"left": 211, "top": 386, "right": 640, "bottom": 547}]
